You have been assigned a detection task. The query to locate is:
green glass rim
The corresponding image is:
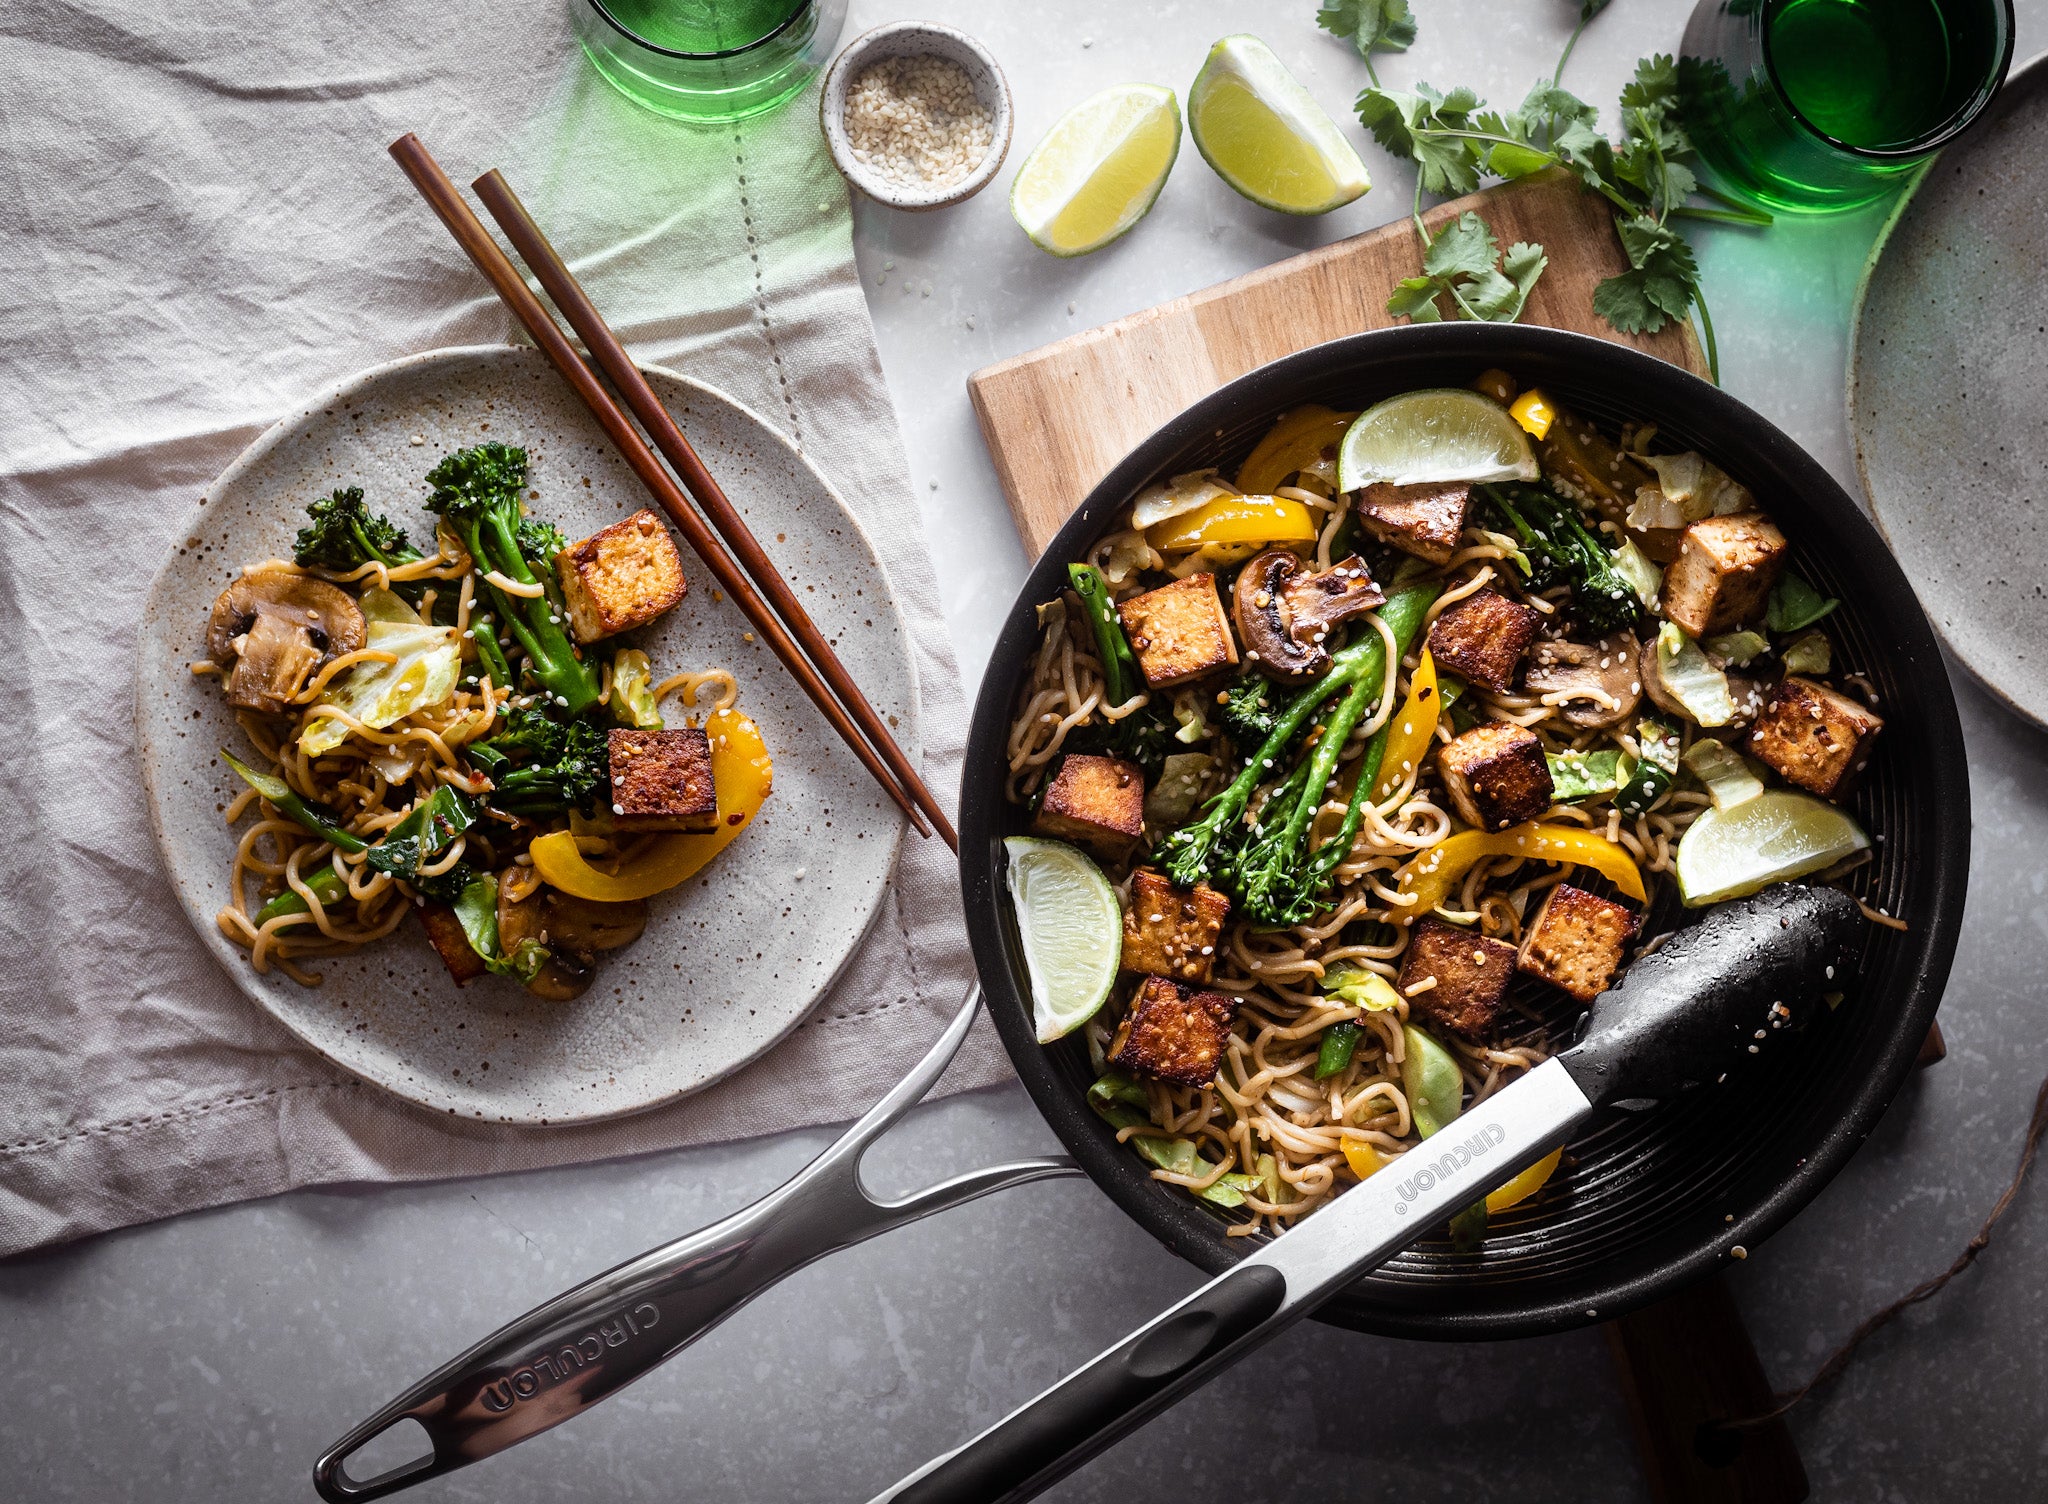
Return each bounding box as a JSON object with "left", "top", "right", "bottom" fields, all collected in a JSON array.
[
  {"left": 581, "top": 0, "right": 813, "bottom": 61},
  {"left": 1758, "top": 0, "right": 2017, "bottom": 160}
]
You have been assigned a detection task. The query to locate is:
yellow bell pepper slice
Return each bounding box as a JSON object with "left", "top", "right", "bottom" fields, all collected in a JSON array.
[
  {"left": 1393, "top": 822, "right": 1646, "bottom": 919},
  {"left": 1509, "top": 388, "right": 1556, "bottom": 440},
  {"left": 1372, "top": 649, "right": 1441, "bottom": 802},
  {"left": 1235, "top": 405, "right": 1359, "bottom": 494},
  {"left": 1342, "top": 1139, "right": 1383, "bottom": 1181},
  {"left": 1145, "top": 494, "right": 1319, "bottom": 554},
  {"left": 1486, "top": 1147, "right": 1562, "bottom": 1213},
  {"left": 529, "top": 707, "right": 772, "bottom": 902}
]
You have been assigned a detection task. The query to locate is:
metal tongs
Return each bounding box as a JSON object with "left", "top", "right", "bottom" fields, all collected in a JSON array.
[
  {"left": 318, "top": 885, "right": 1856, "bottom": 1502},
  {"left": 313, "top": 986, "right": 1079, "bottom": 1500}
]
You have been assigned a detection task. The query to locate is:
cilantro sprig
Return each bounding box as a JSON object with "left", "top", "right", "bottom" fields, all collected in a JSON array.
[
  {"left": 1324, "top": 4, "right": 1772, "bottom": 382},
  {"left": 1388, "top": 210, "right": 1547, "bottom": 324}
]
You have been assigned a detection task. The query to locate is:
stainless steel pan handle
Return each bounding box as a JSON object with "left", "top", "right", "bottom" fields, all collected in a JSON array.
[{"left": 313, "top": 985, "right": 1074, "bottom": 1502}]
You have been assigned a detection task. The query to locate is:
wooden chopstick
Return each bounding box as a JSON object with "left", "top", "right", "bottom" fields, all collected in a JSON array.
[
  {"left": 386, "top": 133, "right": 939, "bottom": 844},
  {"left": 469, "top": 168, "right": 959, "bottom": 852}
]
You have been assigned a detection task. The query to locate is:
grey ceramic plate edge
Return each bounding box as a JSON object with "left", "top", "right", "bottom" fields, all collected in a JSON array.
[
  {"left": 1848, "top": 47, "right": 2048, "bottom": 729},
  {"left": 136, "top": 344, "right": 914, "bottom": 1124}
]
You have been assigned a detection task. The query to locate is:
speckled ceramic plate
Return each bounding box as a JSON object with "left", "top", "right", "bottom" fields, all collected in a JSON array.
[
  {"left": 1851, "top": 50, "right": 2048, "bottom": 728},
  {"left": 137, "top": 345, "right": 914, "bottom": 1123}
]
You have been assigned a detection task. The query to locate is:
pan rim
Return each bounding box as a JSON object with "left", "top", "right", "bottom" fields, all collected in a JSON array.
[{"left": 958, "top": 323, "right": 1968, "bottom": 1340}]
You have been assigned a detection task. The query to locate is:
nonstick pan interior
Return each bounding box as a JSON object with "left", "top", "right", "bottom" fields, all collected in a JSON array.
[{"left": 958, "top": 324, "right": 1969, "bottom": 1339}]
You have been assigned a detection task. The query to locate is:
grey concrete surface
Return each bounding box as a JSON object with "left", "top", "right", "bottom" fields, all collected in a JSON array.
[{"left": 6, "top": 1, "right": 2047, "bottom": 1500}]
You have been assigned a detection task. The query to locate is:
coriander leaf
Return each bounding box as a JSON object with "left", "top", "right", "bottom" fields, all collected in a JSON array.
[
  {"left": 1487, "top": 140, "right": 1555, "bottom": 179},
  {"left": 1387, "top": 274, "right": 1447, "bottom": 321},
  {"left": 1621, "top": 53, "right": 1681, "bottom": 111},
  {"left": 1460, "top": 268, "right": 1520, "bottom": 319},
  {"left": 1496, "top": 240, "right": 1549, "bottom": 317},
  {"left": 1423, "top": 211, "right": 1498, "bottom": 280},
  {"left": 1317, "top": 0, "right": 1418, "bottom": 58},
  {"left": 1592, "top": 268, "right": 1659, "bottom": 332},
  {"left": 1582, "top": 0, "right": 1614, "bottom": 16},
  {"left": 1356, "top": 83, "right": 1484, "bottom": 196},
  {"left": 1515, "top": 80, "right": 1600, "bottom": 133}
]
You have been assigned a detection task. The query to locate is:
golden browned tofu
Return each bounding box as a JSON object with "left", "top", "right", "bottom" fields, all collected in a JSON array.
[
  {"left": 1437, "top": 722, "right": 1554, "bottom": 831},
  {"left": 1032, "top": 753, "right": 1146, "bottom": 861},
  {"left": 1747, "top": 676, "right": 1884, "bottom": 799},
  {"left": 417, "top": 902, "right": 486, "bottom": 986},
  {"left": 1659, "top": 513, "right": 1787, "bottom": 637},
  {"left": 1108, "top": 975, "right": 1240, "bottom": 1087},
  {"left": 1424, "top": 588, "right": 1542, "bottom": 694},
  {"left": 1397, "top": 918, "right": 1516, "bottom": 1038},
  {"left": 609, "top": 727, "right": 719, "bottom": 832},
  {"left": 556, "top": 509, "right": 688, "bottom": 644},
  {"left": 1516, "top": 883, "right": 1639, "bottom": 1002},
  {"left": 1116, "top": 573, "right": 1239, "bottom": 688},
  {"left": 1355, "top": 481, "right": 1471, "bottom": 565},
  {"left": 1121, "top": 869, "right": 1231, "bottom": 984}
]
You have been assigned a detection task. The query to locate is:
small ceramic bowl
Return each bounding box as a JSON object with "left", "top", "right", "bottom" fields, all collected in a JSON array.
[{"left": 820, "top": 21, "right": 1012, "bottom": 211}]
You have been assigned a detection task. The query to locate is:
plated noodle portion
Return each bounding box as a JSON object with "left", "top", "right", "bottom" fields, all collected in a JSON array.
[
  {"left": 199, "top": 442, "right": 769, "bottom": 997},
  {"left": 1004, "top": 374, "right": 1884, "bottom": 1243}
]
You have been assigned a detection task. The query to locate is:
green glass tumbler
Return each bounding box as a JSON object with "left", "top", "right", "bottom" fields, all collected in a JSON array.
[
  {"left": 1679, "top": 0, "right": 2014, "bottom": 212},
  {"left": 575, "top": 0, "right": 847, "bottom": 123}
]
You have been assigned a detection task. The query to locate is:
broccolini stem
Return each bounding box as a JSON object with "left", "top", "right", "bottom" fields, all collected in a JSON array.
[
  {"left": 1158, "top": 581, "right": 1439, "bottom": 893},
  {"left": 1067, "top": 563, "right": 1138, "bottom": 706},
  {"left": 468, "top": 610, "right": 514, "bottom": 692},
  {"left": 254, "top": 863, "right": 348, "bottom": 926},
  {"left": 220, "top": 750, "right": 367, "bottom": 853}
]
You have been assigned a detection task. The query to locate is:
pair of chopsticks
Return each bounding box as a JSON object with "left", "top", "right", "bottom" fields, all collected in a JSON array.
[{"left": 387, "top": 133, "right": 956, "bottom": 850}]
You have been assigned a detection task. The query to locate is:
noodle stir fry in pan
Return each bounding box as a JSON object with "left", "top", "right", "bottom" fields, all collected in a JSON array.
[{"left": 1004, "top": 372, "right": 1886, "bottom": 1244}]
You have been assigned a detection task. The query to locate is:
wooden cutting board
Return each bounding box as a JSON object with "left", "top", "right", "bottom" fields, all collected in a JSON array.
[{"left": 968, "top": 168, "right": 1708, "bottom": 556}]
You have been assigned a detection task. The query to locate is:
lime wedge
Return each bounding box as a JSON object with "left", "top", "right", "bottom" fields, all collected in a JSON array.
[
  {"left": 1011, "top": 84, "right": 1181, "bottom": 257},
  {"left": 1336, "top": 388, "right": 1540, "bottom": 491},
  {"left": 1188, "top": 36, "right": 1369, "bottom": 215},
  {"left": 1676, "top": 790, "right": 1871, "bottom": 907},
  {"left": 1004, "top": 836, "right": 1123, "bottom": 1042}
]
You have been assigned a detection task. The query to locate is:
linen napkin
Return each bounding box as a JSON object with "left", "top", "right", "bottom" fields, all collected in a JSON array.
[{"left": 0, "top": 0, "right": 1010, "bottom": 1257}]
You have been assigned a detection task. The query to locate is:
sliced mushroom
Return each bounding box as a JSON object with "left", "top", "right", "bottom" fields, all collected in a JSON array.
[
  {"left": 206, "top": 566, "right": 365, "bottom": 713},
  {"left": 1640, "top": 636, "right": 1685, "bottom": 721},
  {"left": 1282, "top": 553, "right": 1386, "bottom": 642},
  {"left": 495, "top": 871, "right": 647, "bottom": 1002},
  {"left": 543, "top": 892, "right": 649, "bottom": 955},
  {"left": 1232, "top": 550, "right": 1385, "bottom": 682},
  {"left": 1524, "top": 633, "right": 1643, "bottom": 729}
]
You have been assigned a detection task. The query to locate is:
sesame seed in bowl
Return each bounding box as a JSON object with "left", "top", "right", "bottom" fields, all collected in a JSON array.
[{"left": 821, "top": 22, "right": 1012, "bottom": 211}]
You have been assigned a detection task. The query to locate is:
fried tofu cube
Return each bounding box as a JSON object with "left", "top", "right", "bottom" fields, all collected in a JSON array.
[
  {"left": 1356, "top": 481, "right": 1472, "bottom": 565},
  {"left": 1121, "top": 869, "right": 1231, "bottom": 984},
  {"left": 608, "top": 727, "right": 719, "bottom": 832},
  {"left": 1748, "top": 676, "right": 1884, "bottom": 798},
  {"left": 1659, "top": 513, "right": 1788, "bottom": 637},
  {"left": 1437, "top": 722, "right": 1554, "bottom": 830},
  {"left": 1397, "top": 918, "right": 1516, "bottom": 1038},
  {"left": 1517, "top": 883, "right": 1639, "bottom": 1002},
  {"left": 1116, "top": 573, "right": 1239, "bottom": 688},
  {"left": 1424, "top": 588, "right": 1543, "bottom": 695},
  {"left": 1033, "top": 753, "right": 1146, "bottom": 861},
  {"left": 417, "top": 902, "right": 486, "bottom": 986},
  {"left": 556, "top": 509, "right": 688, "bottom": 644},
  {"left": 1108, "top": 975, "right": 1239, "bottom": 1087}
]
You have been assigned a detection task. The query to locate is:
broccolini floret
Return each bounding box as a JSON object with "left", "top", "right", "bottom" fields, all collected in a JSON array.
[
  {"left": 424, "top": 444, "right": 600, "bottom": 715},
  {"left": 1482, "top": 483, "right": 1644, "bottom": 633},
  {"left": 465, "top": 705, "right": 608, "bottom": 816},
  {"left": 292, "top": 487, "right": 423, "bottom": 576}
]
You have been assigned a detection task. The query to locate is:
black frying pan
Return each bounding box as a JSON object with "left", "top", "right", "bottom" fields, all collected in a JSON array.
[{"left": 957, "top": 322, "right": 1969, "bottom": 1340}]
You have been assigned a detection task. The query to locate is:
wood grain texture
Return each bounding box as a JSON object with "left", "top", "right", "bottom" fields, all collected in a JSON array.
[
  {"left": 969, "top": 169, "right": 1708, "bottom": 556},
  {"left": 1605, "top": 1274, "right": 1809, "bottom": 1504}
]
